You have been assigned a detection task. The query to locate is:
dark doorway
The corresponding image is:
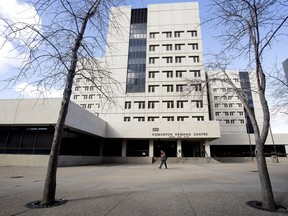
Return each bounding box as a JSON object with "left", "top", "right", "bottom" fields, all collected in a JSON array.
[
  {"left": 102, "top": 139, "right": 122, "bottom": 156},
  {"left": 154, "top": 140, "right": 177, "bottom": 157},
  {"left": 127, "top": 140, "right": 149, "bottom": 157},
  {"left": 182, "top": 140, "right": 204, "bottom": 157}
]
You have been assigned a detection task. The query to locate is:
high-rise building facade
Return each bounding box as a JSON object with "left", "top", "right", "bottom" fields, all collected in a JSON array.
[
  {"left": 71, "top": 2, "right": 287, "bottom": 159},
  {"left": 72, "top": 2, "right": 221, "bottom": 158}
]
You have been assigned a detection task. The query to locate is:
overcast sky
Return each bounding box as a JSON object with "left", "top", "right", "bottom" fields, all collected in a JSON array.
[{"left": 0, "top": 0, "right": 287, "bottom": 132}]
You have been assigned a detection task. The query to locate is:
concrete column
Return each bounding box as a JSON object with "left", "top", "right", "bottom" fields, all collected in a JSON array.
[
  {"left": 285, "top": 145, "right": 288, "bottom": 157},
  {"left": 122, "top": 139, "right": 127, "bottom": 157},
  {"left": 204, "top": 140, "right": 211, "bottom": 157},
  {"left": 177, "top": 139, "right": 182, "bottom": 157},
  {"left": 99, "top": 139, "right": 104, "bottom": 156},
  {"left": 149, "top": 139, "right": 154, "bottom": 157}
]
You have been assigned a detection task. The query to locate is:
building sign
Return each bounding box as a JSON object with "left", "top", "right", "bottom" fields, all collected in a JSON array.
[{"left": 151, "top": 130, "right": 208, "bottom": 138}]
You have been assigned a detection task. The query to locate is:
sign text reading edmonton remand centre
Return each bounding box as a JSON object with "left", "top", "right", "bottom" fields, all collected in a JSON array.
[{"left": 152, "top": 132, "right": 208, "bottom": 137}]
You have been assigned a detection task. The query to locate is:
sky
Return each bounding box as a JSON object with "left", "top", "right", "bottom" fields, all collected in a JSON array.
[{"left": 0, "top": 0, "right": 287, "bottom": 132}]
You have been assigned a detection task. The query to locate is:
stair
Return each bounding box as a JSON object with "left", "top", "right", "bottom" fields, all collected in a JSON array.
[{"left": 153, "top": 157, "right": 221, "bottom": 164}]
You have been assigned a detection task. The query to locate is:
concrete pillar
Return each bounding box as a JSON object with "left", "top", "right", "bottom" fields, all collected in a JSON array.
[
  {"left": 99, "top": 139, "right": 104, "bottom": 156},
  {"left": 204, "top": 140, "right": 211, "bottom": 157},
  {"left": 149, "top": 139, "right": 154, "bottom": 157},
  {"left": 285, "top": 145, "right": 288, "bottom": 157},
  {"left": 177, "top": 139, "right": 182, "bottom": 157},
  {"left": 122, "top": 139, "right": 127, "bottom": 157}
]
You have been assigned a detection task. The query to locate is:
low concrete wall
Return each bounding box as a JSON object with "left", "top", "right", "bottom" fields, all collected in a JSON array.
[
  {"left": 267, "top": 156, "right": 288, "bottom": 163},
  {"left": 0, "top": 155, "right": 104, "bottom": 167},
  {"left": 0, "top": 155, "right": 152, "bottom": 167},
  {"left": 58, "top": 156, "right": 103, "bottom": 167},
  {"left": 103, "top": 157, "right": 153, "bottom": 164},
  {"left": 215, "top": 157, "right": 288, "bottom": 163},
  {"left": 215, "top": 157, "right": 254, "bottom": 163},
  {"left": 0, "top": 154, "right": 49, "bottom": 167}
]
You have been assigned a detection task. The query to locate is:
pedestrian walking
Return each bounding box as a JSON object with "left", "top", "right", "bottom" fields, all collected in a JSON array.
[{"left": 159, "top": 150, "right": 167, "bottom": 169}]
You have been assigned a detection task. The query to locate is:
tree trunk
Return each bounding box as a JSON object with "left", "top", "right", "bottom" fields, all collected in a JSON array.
[
  {"left": 255, "top": 141, "right": 276, "bottom": 210},
  {"left": 40, "top": 74, "right": 74, "bottom": 205},
  {"left": 40, "top": 1, "right": 101, "bottom": 205}
]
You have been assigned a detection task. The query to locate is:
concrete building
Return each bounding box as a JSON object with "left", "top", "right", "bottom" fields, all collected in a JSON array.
[
  {"left": 208, "top": 70, "right": 288, "bottom": 160},
  {"left": 283, "top": 58, "right": 288, "bottom": 84},
  {"left": 73, "top": 2, "right": 221, "bottom": 159},
  {"left": 71, "top": 2, "right": 288, "bottom": 161},
  {"left": 0, "top": 2, "right": 287, "bottom": 166}
]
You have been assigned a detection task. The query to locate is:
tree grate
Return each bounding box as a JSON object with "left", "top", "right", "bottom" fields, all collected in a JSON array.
[
  {"left": 246, "top": 200, "right": 288, "bottom": 214},
  {"left": 25, "top": 199, "right": 68, "bottom": 209}
]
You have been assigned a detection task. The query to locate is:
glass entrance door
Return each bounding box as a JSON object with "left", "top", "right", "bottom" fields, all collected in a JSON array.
[{"left": 154, "top": 140, "right": 177, "bottom": 157}]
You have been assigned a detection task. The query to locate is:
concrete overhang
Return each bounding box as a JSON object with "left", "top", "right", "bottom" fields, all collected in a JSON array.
[
  {"left": 0, "top": 99, "right": 106, "bottom": 138},
  {"left": 210, "top": 133, "right": 288, "bottom": 145}
]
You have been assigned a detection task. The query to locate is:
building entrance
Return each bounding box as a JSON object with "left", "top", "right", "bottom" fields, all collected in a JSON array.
[
  {"left": 182, "top": 140, "right": 205, "bottom": 157},
  {"left": 154, "top": 140, "right": 177, "bottom": 157}
]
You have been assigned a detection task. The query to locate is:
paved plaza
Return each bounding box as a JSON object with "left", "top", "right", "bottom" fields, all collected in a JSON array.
[{"left": 0, "top": 162, "right": 288, "bottom": 216}]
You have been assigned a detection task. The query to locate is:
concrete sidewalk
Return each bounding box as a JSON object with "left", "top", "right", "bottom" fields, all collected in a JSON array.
[{"left": 0, "top": 163, "right": 288, "bottom": 216}]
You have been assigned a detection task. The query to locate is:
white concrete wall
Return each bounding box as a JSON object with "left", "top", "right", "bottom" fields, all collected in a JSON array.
[
  {"left": 106, "top": 121, "right": 220, "bottom": 139},
  {"left": 99, "top": 6, "right": 131, "bottom": 123},
  {"left": 0, "top": 99, "right": 60, "bottom": 125},
  {"left": 105, "top": 6, "right": 131, "bottom": 86},
  {"left": 0, "top": 99, "right": 107, "bottom": 137},
  {"left": 148, "top": 2, "right": 200, "bottom": 27}
]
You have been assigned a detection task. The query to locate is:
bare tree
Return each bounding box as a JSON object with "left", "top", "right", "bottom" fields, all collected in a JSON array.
[
  {"left": 0, "top": 0, "right": 126, "bottom": 206},
  {"left": 204, "top": 0, "right": 288, "bottom": 211},
  {"left": 268, "top": 66, "right": 288, "bottom": 117}
]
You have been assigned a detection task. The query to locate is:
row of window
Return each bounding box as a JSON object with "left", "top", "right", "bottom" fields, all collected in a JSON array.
[
  {"left": 217, "top": 119, "right": 245, "bottom": 124},
  {"left": 73, "top": 94, "right": 101, "bottom": 100},
  {"left": 213, "top": 95, "right": 239, "bottom": 100},
  {"left": 148, "top": 70, "right": 201, "bottom": 78},
  {"left": 124, "top": 115, "right": 204, "bottom": 122},
  {"left": 75, "top": 77, "right": 103, "bottom": 83},
  {"left": 149, "top": 43, "right": 198, "bottom": 52},
  {"left": 148, "top": 83, "right": 201, "bottom": 92},
  {"left": 209, "top": 77, "right": 240, "bottom": 83},
  {"left": 215, "top": 111, "right": 244, "bottom": 116},
  {"left": 149, "top": 55, "right": 200, "bottom": 64},
  {"left": 74, "top": 86, "right": 102, "bottom": 93},
  {"left": 125, "top": 100, "right": 203, "bottom": 109},
  {"left": 212, "top": 86, "right": 239, "bottom": 92},
  {"left": 79, "top": 103, "right": 100, "bottom": 109},
  {"left": 149, "top": 30, "right": 198, "bottom": 39},
  {"left": 214, "top": 103, "right": 243, "bottom": 108}
]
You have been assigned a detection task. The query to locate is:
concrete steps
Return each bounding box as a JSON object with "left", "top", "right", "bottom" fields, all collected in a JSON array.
[{"left": 153, "top": 157, "right": 221, "bottom": 164}]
